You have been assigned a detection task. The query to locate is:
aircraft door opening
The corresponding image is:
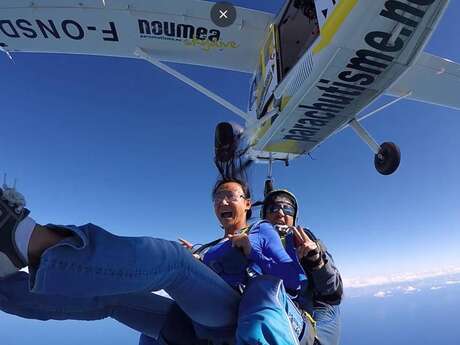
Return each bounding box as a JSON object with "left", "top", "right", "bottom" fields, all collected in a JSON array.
[
  {"left": 251, "top": 24, "right": 281, "bottom": 119},
  {"left": 278, "top": 0, "right": 320, "bottom": 78}
]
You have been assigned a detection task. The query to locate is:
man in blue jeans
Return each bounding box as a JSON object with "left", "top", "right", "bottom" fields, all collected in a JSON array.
[
  {"left": 0, "top": 178, "right": 313, "bottom": 345},
  {"left": 0, "top": 179, "right": 340, "bottom": 345},
  {"left": 0, "top": 182, "right": 242, "bottom": 344}
]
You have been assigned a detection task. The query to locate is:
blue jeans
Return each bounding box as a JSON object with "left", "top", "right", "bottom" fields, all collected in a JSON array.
[
  {"left": 138, "top": 278, "right": 341, "bottom": 345},
  {"left": 0, "top": 271, "right": 175, "bottom": 339},
  {"left": 313, "top": 303, "right": 341, "bottom": 345},
  {"left": 1, "top": 223, "right": 240, "bottom": 342},
  {"left": 138, "top": 305, "right": 341, "bottom": 345},
  {"left": 0, "top": 223, "right": 340, "bottom": 345}
]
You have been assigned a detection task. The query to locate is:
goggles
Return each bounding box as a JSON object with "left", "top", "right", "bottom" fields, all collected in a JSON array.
[
  {"left": 213, "top": 191, "right": 246, "bottom": 203},
  {"left": 267, "top": 203, "right": 296, "bottom": 217}
]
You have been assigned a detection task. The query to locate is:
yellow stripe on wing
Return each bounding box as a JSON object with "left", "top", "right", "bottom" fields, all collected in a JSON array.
[
  {"left": 312, "top": 0, "right": 358, "bottom": 54},
  {"left": 264, "top": 140, "right": 304, "bottom": 154}
]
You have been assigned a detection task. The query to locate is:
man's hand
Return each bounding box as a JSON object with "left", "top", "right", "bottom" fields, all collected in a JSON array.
[
  {"left": 228, "top": 233, "right": 252, "bottom": 257},
  {"left": 178, "top": 238, "right": 194, "bottom": 250},
  {"left": 177, "top": 238, "right": 200, "bottom": 259},
  {"left": 293, "top": 226, "right": 324, "bottom": 270}
]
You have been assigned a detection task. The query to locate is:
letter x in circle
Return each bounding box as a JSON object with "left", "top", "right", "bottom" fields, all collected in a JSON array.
[{"left": 219, "top": 9, "right": 229, "bottom": 19}]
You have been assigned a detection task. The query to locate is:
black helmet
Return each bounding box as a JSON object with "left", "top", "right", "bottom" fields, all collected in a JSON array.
[{"left": 261, "top": 189, "right": 298, "bottom": 225}]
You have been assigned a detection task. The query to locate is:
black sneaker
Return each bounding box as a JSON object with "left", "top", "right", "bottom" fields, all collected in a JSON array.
[{"left": 0, "top": 185, "right": 30, "bottom": 276}]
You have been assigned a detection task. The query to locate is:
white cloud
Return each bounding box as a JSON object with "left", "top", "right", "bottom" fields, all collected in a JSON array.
[
  {"left": 344, "top": 266, "right": 460, "bottom": 288},
  {"left": 402, "top": 286, "right": 419, "bottom": 294},
  {"left": 430, "top": 286, "right": 443, "bottom": 290},
  {"left": 373, "top": 289, "right": 396, "bottom": 298},
  {"left": 445, "top": 280, "right": 460, "bottom": 285},
  {"left": 373, "top": 291, "right": 388, "bottom": 298}
]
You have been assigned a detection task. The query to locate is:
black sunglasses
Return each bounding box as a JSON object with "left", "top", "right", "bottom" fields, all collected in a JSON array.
[{"left": 267, "top": 203, "right": 295, "bottom": 217}]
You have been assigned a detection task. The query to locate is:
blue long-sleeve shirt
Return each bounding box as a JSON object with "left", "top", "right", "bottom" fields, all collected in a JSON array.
[{"left": 202, "top": 221, "right": 306, "bottom": 292}]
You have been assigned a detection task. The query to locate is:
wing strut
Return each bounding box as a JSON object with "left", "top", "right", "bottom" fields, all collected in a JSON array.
[
  {"left": 347, "top": 91, "right": 412, "bottom": 153},
  {"left": 134, "top": 48, "right": 249, "bottom": 121},
  {"left": 334, "top": 91, "right": 413, "bottom": 136},
  {"left": 349, "top": 119, "right": 381, "bottom": 154},
  {"left": 357, "top": 91, "right": 412, "bottom": 122}
]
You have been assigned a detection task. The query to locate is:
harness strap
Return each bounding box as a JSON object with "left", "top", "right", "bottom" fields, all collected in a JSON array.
[
  {"left": 192, "top": 237, "right": 225, "bottom": 260},
  {"left": 288, "top": 299, "right": 317, "bottom": 345},
  {"left": 192, "top": 221, "right": 265, "bottom": 259},
  {"left": 194, "top": 222, "right": 318, "bottom": 345}
]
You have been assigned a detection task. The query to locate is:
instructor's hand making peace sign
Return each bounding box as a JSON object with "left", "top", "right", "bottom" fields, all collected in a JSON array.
[{"left": 293, "top": 226, "right": 324, "bottom": 270}]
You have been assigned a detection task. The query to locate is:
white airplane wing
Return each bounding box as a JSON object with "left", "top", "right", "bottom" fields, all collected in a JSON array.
[
  {"left": 386, "top": 52, "right": 460, "bottom": 110},
  {"left": 0, "top": 0, "right": 273, "bottom": 73}
]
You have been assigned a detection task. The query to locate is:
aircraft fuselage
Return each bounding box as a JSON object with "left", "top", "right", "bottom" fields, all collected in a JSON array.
[{"left": 249, "top": 0, "right": 449, "bottom": 160}]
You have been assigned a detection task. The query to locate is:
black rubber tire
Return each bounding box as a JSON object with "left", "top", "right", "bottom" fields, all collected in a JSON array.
[
  {"left": 214, "top": 122, "right": 237, "bottom": 162},
  {"left": 374, "top": 142, "right": 401, "bottom": 175}
]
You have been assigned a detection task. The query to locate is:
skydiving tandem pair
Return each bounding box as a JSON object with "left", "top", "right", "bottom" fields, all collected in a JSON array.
[{"left": 0, "top": 175, "right": 341, "bottom": 345}]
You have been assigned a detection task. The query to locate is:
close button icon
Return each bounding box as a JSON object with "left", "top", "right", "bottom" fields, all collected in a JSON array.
[{"left": 211, "top": 2, "right": 237, "bottom": 28}]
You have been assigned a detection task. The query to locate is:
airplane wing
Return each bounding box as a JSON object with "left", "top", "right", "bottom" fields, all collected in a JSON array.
[
  {"left": 386, "top": 52, "right": 460, "bottom": 110},
  {"left": 0, "top": 0, "right": 273, "bottom": 73}
]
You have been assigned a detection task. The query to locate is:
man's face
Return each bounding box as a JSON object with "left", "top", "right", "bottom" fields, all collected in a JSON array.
[
  {"left": 265, "top": 196, "right": 295, "bottom": 227},
  {"left": 213, "top": 182, "right": 251, "bottom": 230}
]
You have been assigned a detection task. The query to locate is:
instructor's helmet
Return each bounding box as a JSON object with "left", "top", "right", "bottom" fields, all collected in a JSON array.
[{"left": 261, "top": 189, "right": 299, "bottom": 225}]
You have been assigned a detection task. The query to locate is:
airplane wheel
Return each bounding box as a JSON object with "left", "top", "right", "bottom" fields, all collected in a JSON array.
[
  {"left": 374, "top": 142, "right": 401, "bottom": 175},
  {"left": 215, "top": 122, "right": 237, "bottom": 162}
]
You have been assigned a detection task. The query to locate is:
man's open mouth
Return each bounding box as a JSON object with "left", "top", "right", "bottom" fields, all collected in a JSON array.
[{"left": 220, "top": 211, "right": 233, "bottom": 219}]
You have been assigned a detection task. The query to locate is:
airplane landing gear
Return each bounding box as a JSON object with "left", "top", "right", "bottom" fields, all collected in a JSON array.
[
  {"left": 349, "top": 119, "right": 401, "bottom": 175},
  {"left": 374, "top": 142, "right": 401, "bottom": 175}
]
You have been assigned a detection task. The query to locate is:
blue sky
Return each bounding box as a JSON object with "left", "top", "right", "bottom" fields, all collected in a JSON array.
[{"left": 0, "top": 0, "right": 459, "bottom": 283}]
